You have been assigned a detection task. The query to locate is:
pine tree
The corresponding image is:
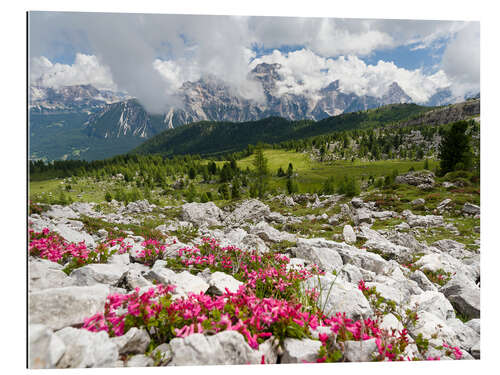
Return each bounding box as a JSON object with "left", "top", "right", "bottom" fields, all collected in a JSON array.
[
  {"left": 231, "top": 178, "right": 241, "bottom": 199},
  {"left": 252, "top": 146, "right": 269, "bottom": 198},
  {"left": 438, "top": 121, "right": 472, "bottom": 175}
]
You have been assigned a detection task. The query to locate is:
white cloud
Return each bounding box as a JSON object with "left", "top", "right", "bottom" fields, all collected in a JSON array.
[
  {"left": 30, "top": 53, "right": 116, "bottom": 90},
  {"left": 441, "top": 22, "right": 480, "bottom": 98},
  {"left": 28, "top": 13, "right": 477, "bottom": 110},
  {"left": 249, "top": 49, "right": 451, "bottom": 103}
]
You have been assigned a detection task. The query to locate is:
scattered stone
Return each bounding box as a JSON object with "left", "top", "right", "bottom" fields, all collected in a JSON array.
[
  {"left": 29, "top": 258, "right": 74, "bottom": 292},
  {"left": 181, "top": 202, "right": 223, "bottom": 227},
  {"left": 446, "top": 318, "right": 480, "bottom": 352},
  {"left": 465, "top": 319, "right": 480, "bottom": 335},
  {"left": 462, "top": 202, "right": 480, "bottom": 215},
  {"left": 411, "top": 198, "right": 425, "bottom": 205},
  {"left": 124, "top": 200, "right": 155, "bottom": 214},
  {"left": 351, "top": 197, "right": 364, "bottom": 208},
  {"left": 111, "top": 327, "right": 151, "bottom": 355},
  {"left": 437, "top": 198, "right": 452, "bottom": 211},
  {"left": 70, "top": 263, "right": 129, "bottom": 286},
  {"left": 169, "top": 331, "right": 262, "bottom": 365},
  {"left": 344, "top": 338, "right": 378, "bottom": 362},
  {"left": 355, "top": 209, "right": 372, "bottom": 224},
  {"left": 378, "top": 313, "right": 403, "bottom": 332},
  {"left": 343, "top": 224, "right": 356, "bottom": 244},
  {"left": 294, "top": 239, "right": 343, "bottom": 273},
  {"left": 29, "top": 324, "right": 66, "bottom": 369},
  {"left": 29, "top": 284, "right": 110, "bottom": 330},
  {"left": 395, "top": 171, "right": 435, "bottom": 187},
  {"left": 250, "top": 221, "right": 296, "bottom": 243},
  {"left": 281, "top": 338, "right": 321, "bottom": 363},
  {"left": 151, "top": 343, "right": 173, "bottom": 365},
  {"left": 207, "top": 272, "right": 243, "bottom": 295},
  {"left": 402, "top": 210, "right": 444, "bottom": 228},
  {"left": 125, "top": 354, "right": 154, "bottom": 367},
  {"left": 304, "top": 275, "right": 373, "bottom": 320},
  {"left": 54, "top": 223, "right": 96, "bottom": 248},
  {"left": 409, "top": 270, "right": 438, "bottom": 292},
  {"left": 409, "top": 291, "right": 456, "bottom": 321},
  {"left": 44, "top": 205, "right": 79, "bottom": 219},
  {"left": 440, "top": 273, "right": 480, "bottom": 319},
  {"left": 328, "top": 214, "right": 341, "bottom": 226},
  {"left": 145, "top": 268, "right": 209, "bottom": 296},
  {"left": 223, "top": 199, "right": 271, "bottom": 226},
  {"left": 55, "top": 327, "right": 118, "bottom": 368}
]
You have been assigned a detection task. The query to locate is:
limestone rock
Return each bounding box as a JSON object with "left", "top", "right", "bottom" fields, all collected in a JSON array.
[
  {"left": 181, "top": 202, "right": 224, "bottom": 227},
  {"left": 169, "top": 331, "right": 263, "bottom": 366},
  {"left": 294, "top": 239, "right": 343, "bottom": 273},
  {"left": 55, "top": 327, "right": 118, "bottom": 368},
  {"left": 343, "top": 224, "right": 356, "bottom": 244},
  {"left": 343, "top": 338, "right": 378, "bottom": 362},
  {"left": 111, "top": 327, "right": 151, "bottom": 355},
  {"left": 29, "top": 324, "right": 66, "bottom": 369},
  {"left": 304, "top": 275, "right": 373, "bottom": 320},
  {"left": 462, "top": 202, "right": 480, "bottom": 215},
  {"left": 280, "top": 338, "right": 321, "bottom": 363},
  {"left": 29, "top": 258, "right": 74, "bottom": 292},
  {"left": 70, "top": 263, "right": 129, "bottom": 286},
  {"left": 223, "top": 199, "right": 271, "bottom": 226},
  {"left": 207, "top": 271, "right": 243, "bottom": 295},
  {"left": 29, "top": 284, "right": 110, "bottom": 330}
]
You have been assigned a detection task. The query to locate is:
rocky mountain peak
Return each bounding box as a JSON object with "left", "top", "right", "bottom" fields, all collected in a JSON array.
[{"left": 381, "top": 82, "right": 412, "bottom": 105}]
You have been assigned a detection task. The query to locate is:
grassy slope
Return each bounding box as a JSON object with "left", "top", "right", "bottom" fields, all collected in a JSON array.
[
  {"left": 237, "top": 149, "right": 438, "bottom": 191},
  {"left": 132, "top": 103, "right": 431, "bottom": 157}
]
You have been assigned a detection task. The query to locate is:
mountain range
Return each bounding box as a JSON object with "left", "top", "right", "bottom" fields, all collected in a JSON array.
[{"left": 28, "top": 62, "right": 474, "bottom": 161}]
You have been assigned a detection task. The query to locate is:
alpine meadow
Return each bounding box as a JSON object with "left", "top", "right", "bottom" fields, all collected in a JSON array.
[{"left": 28, "top": 12, "right": 481, "bottom": 369}]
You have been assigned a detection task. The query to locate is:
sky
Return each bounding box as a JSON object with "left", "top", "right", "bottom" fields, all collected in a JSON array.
[{"left": 28, "top": 12, "right": 480, "bottom": 113}]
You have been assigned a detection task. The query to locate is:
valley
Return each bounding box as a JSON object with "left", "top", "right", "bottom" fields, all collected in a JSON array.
[{"left": 28, "top": 110, "right": 480, "bottom": 366}]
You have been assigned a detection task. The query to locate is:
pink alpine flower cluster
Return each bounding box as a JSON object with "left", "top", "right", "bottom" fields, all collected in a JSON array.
[
  {"left": 84, "top": 284, "right": 320, "bottom": 349},
  {"left": 29, "top": 227, "right": 132, "bottom": 272},
  {"left": 137, "top": 238, "right": 176, "bottom": 266},
  {"left": 29, "top": 228, "right": 89, "bottom": 264}
]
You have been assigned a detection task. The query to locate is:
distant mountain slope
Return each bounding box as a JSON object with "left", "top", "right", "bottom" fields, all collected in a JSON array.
[
  {"left": 131, "top": 103, "right": 431, "bottom": 157},
  {"left": 85, "top": 63, "right": 419, "bottom": 135},
  {"left": 84, "top": 99, "right": 165, "bottom": 139},
  {"left": 397, "top": 98, "right": 480, "bottom": 128},
  {"left": 29, "top": 84, "right": 129, "bottom": 113}
]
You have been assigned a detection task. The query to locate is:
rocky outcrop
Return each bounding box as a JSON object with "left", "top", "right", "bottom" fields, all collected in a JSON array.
[
  {"left": 168, "top": 331, "right": 265, "bottom": 366},
  {"left": 29, "top": 284, "right": 111, "bottom": 330},
  {"left": 181, "top": 202, "right": 224, "bottom": 227}
]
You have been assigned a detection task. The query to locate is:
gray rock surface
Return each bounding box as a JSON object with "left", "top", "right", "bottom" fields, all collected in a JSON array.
[
  {"left": 111, "top": 327, "right": 151, "bottom": 355},
  {"left": 145, "top": 268, "right": 209, "bottom": 296},
  {"left": 29, "top": 258, "right": 74, "bottom": 292},
  {"left": 280, "top": 338, "right": 321, "bottom": 363},
  {"left": 344, "top": 338, "right": 378, "bottom": 362},
  {"left": 207, "top": 271, "right": 244, "bottom": 295},
  {"left": 304, "top": 275, "right": 373, "bottom": 319},
  {"left": 181, "top": 202, "right": 224, "bottom": 227},
  {"left": 125, "top": 354, "right": 155, "bottom": 367},
  {"left": 343, "top": 224, "right": 356, "bottom": 244},
  {"left": 29, "top": 324, "right": 66, "bottom": 369},
  {"left": 29, "top": 284, "right": 110, "bottom": 330},
  {"left": 55, "top": 327, "right": 118, "bottom": 368},
  {"left": 462, "top": 202, "right": 480, "bottom": 215},
  {"left": 294, "top": 239, "right": 343, "bottom": 273},
  {"left": 70, "top": 263, "right": 129, "bottom": 286},
  {"left": 223, "top": 199, "right": 271, "bottom": 226},
  {"left": 169, "top": 331, "right": 262, "bottom": 365}
]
